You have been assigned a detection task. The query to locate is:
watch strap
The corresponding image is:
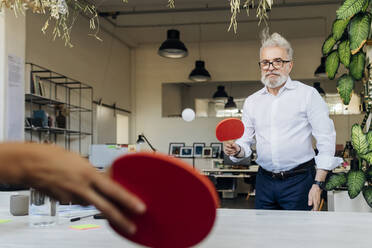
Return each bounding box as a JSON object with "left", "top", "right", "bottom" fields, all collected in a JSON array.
[{"left": 313, "top": 180, "right": 325, "bottom": 190}]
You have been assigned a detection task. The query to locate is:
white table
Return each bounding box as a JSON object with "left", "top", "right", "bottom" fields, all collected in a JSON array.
[{"left": 1, "top": 192, "right": 372, "bottom": 248}]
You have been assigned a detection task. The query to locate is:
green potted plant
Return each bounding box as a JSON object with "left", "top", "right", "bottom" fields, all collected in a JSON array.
[
  {"left": 325, "top": 124, "right": 372, "bottom": 208},
  {"left": 322, "top": 0, "right": 372, "bottom": 208}
]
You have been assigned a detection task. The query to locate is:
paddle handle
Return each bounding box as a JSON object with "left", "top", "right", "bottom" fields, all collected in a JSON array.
[
  {"left": 223, "top": 140, "right": 241, "bottom": 156},
  {"left": 223, "top": 140, "right": 235, "bottom": 146}
]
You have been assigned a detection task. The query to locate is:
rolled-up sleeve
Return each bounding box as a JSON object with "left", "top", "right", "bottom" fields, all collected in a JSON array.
[
  {"left": 307, "top": 89, "right": 343, "bottom": 170},
  {"left": 230, "top": 98, "right": 256, "bottom": 163}
]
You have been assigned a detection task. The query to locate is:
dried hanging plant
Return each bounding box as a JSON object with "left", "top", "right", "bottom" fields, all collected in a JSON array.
[
  {"left": 0, "top": 0, "right": 101, "bottom": 47},
  {"left": 229, "top": 0, "right": 273, "bottom": 33},
  {"left": 1, "top": 0, "right": 273, "bottom": 47},
  {"left": 167, "top": 0, "right": 175, "bottom": 8}
]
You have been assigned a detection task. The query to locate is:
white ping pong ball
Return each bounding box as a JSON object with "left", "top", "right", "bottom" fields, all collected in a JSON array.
[{"left": 182, "top": 108, "right": 195, "bottom": 122}]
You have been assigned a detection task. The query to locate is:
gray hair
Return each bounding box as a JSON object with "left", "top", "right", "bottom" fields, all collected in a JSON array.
[{"left": 260, "top": 32, "right": 293, "bottom": 60}]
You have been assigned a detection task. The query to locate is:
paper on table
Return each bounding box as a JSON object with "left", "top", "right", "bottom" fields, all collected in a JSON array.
[
  {"left": 70, "top": 224, "right": 101, "bottom": 230},
  {"left": 0, "top": 219, "right": 11, "bottom": 224}
]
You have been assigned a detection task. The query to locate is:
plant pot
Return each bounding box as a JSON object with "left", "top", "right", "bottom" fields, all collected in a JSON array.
[{"left": 327, "top": 190, "right": 372, "bottom": 212}]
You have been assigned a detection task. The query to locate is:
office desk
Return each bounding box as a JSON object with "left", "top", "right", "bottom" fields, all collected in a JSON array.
[
  {"left": 202, "top": 166, "right": 259, "bottom": 177},
  {"left": 202, "top": 167, "right": 258, "bottom": 198},
  {"left": 1, "top": 191, "right": 372, "bottom": 248}
]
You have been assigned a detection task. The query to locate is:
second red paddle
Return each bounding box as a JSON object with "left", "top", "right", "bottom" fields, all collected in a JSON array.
[{"left": 110, "top": 152, "right": 219, "bottom": 248}]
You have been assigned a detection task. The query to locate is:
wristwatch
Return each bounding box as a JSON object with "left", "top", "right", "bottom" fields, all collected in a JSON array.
[
  {"left": 313, "top": 180, "right": 325, "bottom": 190},
  {"left": 233, "top": 145, "right": 242, "bottom": 158}
]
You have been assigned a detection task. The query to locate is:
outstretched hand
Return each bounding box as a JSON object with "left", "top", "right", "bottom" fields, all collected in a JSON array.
[{"left": 1, "top": 143, "right": 146, "bottom": 235}]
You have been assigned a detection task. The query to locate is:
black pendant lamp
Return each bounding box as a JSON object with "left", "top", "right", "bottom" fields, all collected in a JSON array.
[
  {"left": 212, "top": 86, "right": 228, "bottom": 100},
  {"left": 224, "top": 96, "right": 237, "bottom": 110},
  {"left": 158, "top": 29, "right": 188, "bottom": 59},
  {"left": 189, "top": 25, "right": 211, "bottom": 82},
  {"left": 314, "top": 56, "right": 327, "bottom": 77},
  {"left": 189, "top": 60, "right": 211, "bottom": 82}
]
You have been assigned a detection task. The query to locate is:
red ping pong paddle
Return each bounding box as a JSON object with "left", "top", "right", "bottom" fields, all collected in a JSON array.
[
  {"left": 215, "top": 118, "right": 244, "bottom": 142},
  {"left": 110, "top": 152, "right": 219, "bottom": 248}
]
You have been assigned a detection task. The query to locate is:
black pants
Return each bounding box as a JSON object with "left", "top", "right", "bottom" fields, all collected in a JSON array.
[{"left": 255, "top": 166, "right": 316, "bottom": 210}]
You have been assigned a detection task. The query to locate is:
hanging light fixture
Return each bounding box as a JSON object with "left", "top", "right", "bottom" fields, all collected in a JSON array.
[
  {"left": 224, "top": 82, "right": 237, "bottom": 110},
  {"left": 314, "top": 56, "right": 327, "bottom": 78},
  {"left": 189, "top": 24, "right": 211, "bottom": 82},
  {"left": 189, "top": 60, "right": 211, "bottom": 81},
  {"left": 158, "top": 29, "right": 188, "bottom": 59},
  {"left": 212, "top": 86, "right": 228, "bottom": 100},
  {"left": 224, "top": 96, "right": 237, "bottom": 110},
  {"left": 313, "top": 82, "right": 325, "bottom": 96}
]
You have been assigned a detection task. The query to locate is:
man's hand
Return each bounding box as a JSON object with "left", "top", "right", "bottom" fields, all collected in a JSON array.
[
  {"left": 223, "top": 142, "right": 241, "bottom": 157},
  {"left": 308, "top": 184, "right": 322, "bottom": 211},
  {"left": 17, "top": 143, "right": 146, "bottom": 235}
]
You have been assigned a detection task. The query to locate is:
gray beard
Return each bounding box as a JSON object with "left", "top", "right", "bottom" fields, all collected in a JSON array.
[{"left": 261, "top": 73, "right": 288, "bottom": 89}]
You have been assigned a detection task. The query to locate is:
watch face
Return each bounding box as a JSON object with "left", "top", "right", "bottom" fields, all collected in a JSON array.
[{"left": 314, "top": 181, "right": 325, "bottom": 189}]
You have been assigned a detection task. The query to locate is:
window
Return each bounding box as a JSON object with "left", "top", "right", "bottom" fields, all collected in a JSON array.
[
  {"left": 325, "top": 93, "right": 361, "bottom": 115},
  {"left": 195, "top": 98, "right": 244, "bottom": 118}
]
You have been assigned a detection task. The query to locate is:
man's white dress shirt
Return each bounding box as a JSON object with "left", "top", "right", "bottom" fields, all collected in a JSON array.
[{"left": 231, "top": 77, "right": 343, "bottom": 172}]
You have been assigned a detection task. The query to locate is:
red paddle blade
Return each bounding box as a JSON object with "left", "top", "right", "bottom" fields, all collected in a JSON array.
[
  {"left": 110, "top": 152, "right": 219, "bottom": 248},
  {"left": 216, "top": 118, "right": 244, "bottom": 141}
]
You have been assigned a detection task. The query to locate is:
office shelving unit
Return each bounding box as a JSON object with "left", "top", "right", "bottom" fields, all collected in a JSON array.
[{"left": 25, "top": 63, "right": 93, "bottom": 156}]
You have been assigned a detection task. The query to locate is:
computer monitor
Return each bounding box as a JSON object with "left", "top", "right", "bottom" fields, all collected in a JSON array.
[{"left": 89, "top": 144, "right": 129, "bottom": 169}]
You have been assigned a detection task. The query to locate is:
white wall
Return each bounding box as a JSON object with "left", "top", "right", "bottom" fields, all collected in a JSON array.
[
  {"left": 0, "top": 9, "right": 6, "bottom": 141},
  {"left": 25, "top": 12, "right": 132, "bottom": 144},
  {"left": 0, "top": 8, "right": 26, "bottom": 141},
  {"left": 134, "top": 38, "right": 359, "bottom": 155}
]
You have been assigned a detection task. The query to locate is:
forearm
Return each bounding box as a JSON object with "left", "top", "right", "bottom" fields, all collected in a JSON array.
[
  {"left": 315, "top": 169, "right": 328, "bottom": 182},
  {"left": 0, "top": 143, "right": 45, "bottom": 185}
]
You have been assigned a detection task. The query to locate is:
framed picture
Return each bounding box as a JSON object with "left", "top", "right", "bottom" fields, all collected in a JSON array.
[
  {"left": 202, "top": 147, "right": 213, "bottom": 158},
  {"left": 193, "top": 142, "right": 205, "bottom": 157},
  {"left": 180, "top": 146, "right": 193, "bottom": 158},
  {"left": 169, "top": 143, "right": 185, "bottom": 157},
  {"left": 211, "top": 143, "right": 223, "bottom": 158}
]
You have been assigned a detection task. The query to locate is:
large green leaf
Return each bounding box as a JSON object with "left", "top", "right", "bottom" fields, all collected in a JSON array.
[
  {"left": 332, "top": 19, "right": 350, "bottom": 41},
  {"left": 350, "top": 52, "right": 366, "bottom": 80},
  {"left": 322, "top": 36, "right": 336, "bottom": 55},
  {"left": 337, "top": 0, "right": 367, "bottom": 20},
  {"left": 351, "top": 124, "right": 368, "bottom": 155},
  {"left": 362, "top": 186, "right": 372, "bottom": 207},
  {"left": 325, "top": 173, "right": 347, "bottom": 191},
  {"left": 362, "top": 0, "right": 370, "bottom": 11},
  {"left": 367, "top": 131, "right": 372, "bottom": 151},
  {"left": 347, "top": 170, "right": 366, "bottom": 199},
  {"left": 338, "top": 40, "right": 351, "bottom": 67},
  {"left": 349, "top": 13, "right": 371, "bottom": 54},
  {"left": 337, "top": 74, "right": 354, "bottom": 105},
  {"left": 362, "top": 152, "right": 372, "bottom": 164},
  {"left": 326, "top": 51, "right": 340, "bottom": 80}
]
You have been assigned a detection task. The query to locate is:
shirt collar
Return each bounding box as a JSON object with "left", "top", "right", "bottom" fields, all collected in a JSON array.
[{"left": 259, "top": 76, "right": 297, "bottom": 95}]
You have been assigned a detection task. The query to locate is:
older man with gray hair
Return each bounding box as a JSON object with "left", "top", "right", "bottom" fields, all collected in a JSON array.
[{"left": 224, "top": 32, "right": 342, "bottom": 211}]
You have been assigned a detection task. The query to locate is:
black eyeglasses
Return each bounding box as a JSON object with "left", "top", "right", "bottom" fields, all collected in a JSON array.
[{"left": 258, "top": 59, "right": 291, "bottom": 70}]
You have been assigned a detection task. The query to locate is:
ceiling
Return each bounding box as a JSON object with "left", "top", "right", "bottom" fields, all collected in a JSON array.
[{"left": 91, "top": 0, "right": 344, "bottom": 47}]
